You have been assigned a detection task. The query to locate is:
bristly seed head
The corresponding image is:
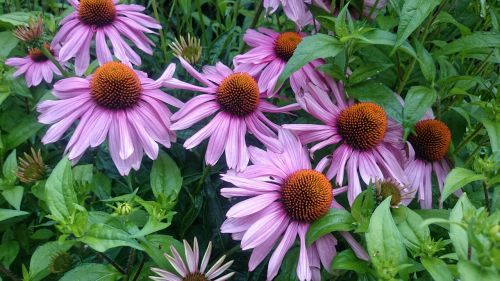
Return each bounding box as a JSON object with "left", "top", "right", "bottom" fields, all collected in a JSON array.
[
  {"left": 90, "top": 62, "right": 142, "bottom": 110},
  {"left": 16, "top": 148, "right": 45, "bottom": 183},
  {"left": 281, "top": 169, "right": 332, "bottom": 223},
  {"left": 408, "top": 119, "right": 451, "bottom": 162},
  {"left": 78, "top": 0, "right": 116, "bottom": 27},
  {"left": 13, "top": 16, "right": 43, "bottom": 44},
  {"left": 274, "top": 32, "right": 302, "bottom": 61},
  {"left": 376, "top": 179, "right": 403, "bottom": 207},
  {"left": 169, "top": 34, "right": 202, "bottom": 64},
  {"left": 337, "top": 102, "right": 387, "bottom": 150},
  {"left": 216, "top": 72, "right": 260, "bottom": 117},
  {"left": 182, "top": 272, "right": 209, "bottom": 281}
]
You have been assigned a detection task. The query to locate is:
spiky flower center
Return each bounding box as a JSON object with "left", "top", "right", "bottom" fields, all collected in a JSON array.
[
  {"left": 90, "top": 62, "right": 142, "bottom": 109},
  {"left": 78, "top": 0, "right": 116, "bottom": 27},
  {"left": 274, "top": 32, "right": 302, "bottom": 61},
  {"left": 29, "top": 46, "right": 51, "bottom": 62},
  {"left": 17, "top": 148, "right": 45, "bottom": 183},
  {"left": 337, "top": 103, "right": 387, "bottom": 150},
  {"left": 281, "top": 169, "right": 332, "bottom": 223},
  {"left": 183, "top": 272, "right": 208, "bottom": 281},
  {"left": 377, "top": 180, "right": 402, "bottom": 207},
  {"left": 49, "top": 252, "right": 73, "bottom": 274},
  {"left": 408, "top": 119, "right": 451, "bottom": 162},
  {"left": 216, "top": 72, "right": 260, "bottom": 117}
]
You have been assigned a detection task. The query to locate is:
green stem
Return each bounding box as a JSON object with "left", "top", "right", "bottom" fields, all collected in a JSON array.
[
  {"left": 194, "top": 165, "right": 211, "bottom": 195},
  {"left": 151, "top": 0, "right": 169, "bottom": 64},
  {"left": 454, "top": 124, "right": 482, "bottom": 155},
  {"left": 99, "top": 253, "right": 126, "bottom": 275},
  {"left": 195, "top": 0, "right": 208, "bottom": 45},
  {"left": 41, "top": 46, "right": 70, "bottom": 77},
  {"left": 250, "top": 0, "right": 264, "bottom": 30},
  {"left": 367, "top": 0, "right": 381, "bottom": 19},
  {"left": 483, "top": 182, "right": 490, "bottom": 213}
]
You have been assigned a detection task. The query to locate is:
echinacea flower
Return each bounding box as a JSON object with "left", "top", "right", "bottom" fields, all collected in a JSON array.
[
  {"left": 169, "top": 34, "right": 202, "bottom": 64},
  {"left": 220, "top": 129, "right": 368, "bottom": 281},
  {"left": 150, "top": 238, "right": 235, "bottom": 281},
  {"left": 405, "top": 112, "right": 452, "bottom": 209},
  {"left": 17, "top": 148, "right": 46, "bottom": 183},
  {"left": 284, "top": 81, "right": 407, "bottom": 205},
  {"left": 37, "top": 61, "right": 186, "bottom": 175},
  {"left": 170, "top": 58, "right": 300, "bottom": 171},
  {"left": 234, "top": 28, "right": 328, "bottom": 97},
  {"left": 375, "top": 178, "right": 415, "bottom": 208},
  {"left": 52, "top": 0, "right": 161, "bottom": 75},
  {"left": 13, "top": 16, "right": 43, "bottom": 44},
  {"left": 5, "top": 44, "right": 63, "bottom": 87}
]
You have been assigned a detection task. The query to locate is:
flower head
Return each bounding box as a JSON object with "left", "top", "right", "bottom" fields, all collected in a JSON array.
[
  {"left": 16, "top": 148, "right": 46, "bottom": 183},
  {"left": 220, "top": 129, "right": 368, "bottom": 281},
  {"left": 284, "top": 81, "right": 407, "bottom": 205},
  {"left": 169, "top": 34, "right": 202, "bottom": 64},
  {"left": 405, "top": 115, "right": 453, "bottom": 208},
  {"left": 234, "top": 28, "right": 331, "bottom": 97},
  {"left": 13, "top": 16, "right": 43, "bottom": 44},
  {"left": 169, "top": 58, "right": 300, "bottom": 171},
  {"left": 263, "top": 0, "right": 313, "bottom": 29},
  {"left": 375, "top": 178, "right": 415, "bottom": 208},
  {"left": 150, "top": 238, "right": 234, "bottom": 281},
  {"left": 37, "top": 61, "right": 185, "bottom": 175},
  {"left": 5, "top": 43, "right": 63, "bottom": 87},
  {"left": 52, "top": 0, "right": 161, "bottom": 75}
]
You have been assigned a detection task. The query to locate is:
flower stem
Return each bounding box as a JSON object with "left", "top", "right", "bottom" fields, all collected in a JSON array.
[
  {"left": 41, "top": 46, "right": 70, "bottom": 77},
  {"left": 194, "top": 165, "right": 211, "bottom": 195},
  {"left": 250, "top": 0, "right": 264, "bottom": 30},
  {"left": 454, "top": 124, "right": 482, "bottom": 155},
  {"left": 151, "top": 0, "right": 169, "bottom": 64},
  {"left": 483, "top": 181, "right": 490, "bottom": 213}
]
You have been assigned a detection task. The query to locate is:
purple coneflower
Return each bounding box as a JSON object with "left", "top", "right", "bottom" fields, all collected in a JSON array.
[
  {"left": 52, "top": 0, "right": 161, "bottom": 75},
  {"left": 37, "top": 61, "right": 187, "bottom": 175},
  {"left": 284, "top": 82, "right": 407, "bottom": 205},
  {"left": 405, "top": 112, "right": 452, "bottom": 209},
  {"left": 234, "top": 28, "right": 328, "bottom": 97},
  {"left": 220, "top": 129, "right": 368, "bottom": 281},
  {"left": 150, "top": 238, "right": 234, "bottom": 281},
  {"left": 263, "top": 0, "right": 314, "bottom": 29},
  {"left": 5, "top": 44, "right": 63, "bottom": 87},
  {"left": 170, "top": 58, "right": 300, "bottom": 171}
]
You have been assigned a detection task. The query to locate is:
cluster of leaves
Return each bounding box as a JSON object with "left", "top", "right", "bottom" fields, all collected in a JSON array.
[{"left": 0, "top": 0, "right": 498, "bottom": 281}]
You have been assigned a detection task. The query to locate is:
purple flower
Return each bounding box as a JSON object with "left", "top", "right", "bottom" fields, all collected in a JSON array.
[
  {"left": 37, "top": 61, "right": 187, "bottom": 175},
  {"left": 220, "top": 129, "right": 368, "bottom": 281},
  {"left": 52, "top": 0, "right": 161, "bottom": 75},
  {"left": 170, "top": 58, "right": 300, "bottom": 171}
]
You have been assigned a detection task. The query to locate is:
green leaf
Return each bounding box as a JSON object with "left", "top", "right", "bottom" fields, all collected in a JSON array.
[
  {"left": 276, "top": 34, "right": 343, "bottom": 88},
  {"left": 449, "top": 193, "right": 475, "bottom": 260},
  {"left": 306, "top": 209, "right": 355, "bottom": 245},
  {"left": 29, "top": 241, "right": 74, "bottom": 281},
  {"left": 0, "top": 12, "right": 37, "bottom": 26},
  {"left": 2, "top": 150, "right": 17, "bottom": 184},
  {"left": 415, "top": 40, "right": 436, "bottom": 82},
  {"left": 481, "top": 119, "right": 500, "bottom": 156},
  {"left": 346, "top": 81, "right": 403, "bottom": 122},
  {"left": 457, "top": 260, "right": 497, "bottom": 281},
  {"left": 4, "top": 116, "right": 43, "bottom": 150},
  {"left": 395, "top": 207, "right": 430, "bottom": 253},
  {"left": 45, "top": 157, "right": 77, "bottom": 222},
  {"left": 348, "top": 64, "right": 392, "bottom": 86},
  {"left": 59, "top": 264, "right": 121, "bottom": 281},
  {"left": 275, "top": 247, "right": 300, "bottom": 281},
  {"left": 2, "top": 186, "right": 24, "bottom": 210},
  {"left": 434, "top": 32, "right": 500, "bottom": 56},
  {"left": 421, "top": 257, "right": 453, "bottom": 281},
  {"left": 0, "top": 209, "right": 28, "bottom": 222},
  {"left": 330, "top": 249, "right": 368, "bottom": 273},
  {"left": 366, "top": 197, "right": 407, "bottom": 277},
  {"left": 0, "top": 31, "right": 19, "bottom": 58},
  {"left": 358, "top": 29, "right": 417, "bottom": 58},
  {"left": 78, "top": 224, "right": 143, "bottom": 252},
  {"left": 350, "top": 188, "right": 375, "bottom": 233},
  {"left": 150, "top": 150, "right": 182, "bottom": 202},
  {"left": 403, "top": 86, "right": 437, "bottom": 140},
  {"left": 394, "top": 0, "right": 441, "bottom": 52},
  {"left": 441, "top": 168, "right": 486, "bottom": 203},
  {"left": 0, "top": 241, "right": 19, "bottom": 268}
]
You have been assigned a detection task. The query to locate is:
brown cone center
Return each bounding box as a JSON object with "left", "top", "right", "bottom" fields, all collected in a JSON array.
[
  {"left": 216, "top": 72, "right": 260, "bottom": 117},
  {"left": 408, "top": 119, "right": 451, "bottom": 162},
  {"left": 78, "top": 0, "right": 116, "bottom": 27},
  {"left": 274, "top": 32, "right": 302, "bottom": 61}
]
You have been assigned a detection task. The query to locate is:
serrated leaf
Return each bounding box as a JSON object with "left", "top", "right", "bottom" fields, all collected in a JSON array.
[
  {"left": 78, "top": 224, "right": 143, "bottom": 252},
  {"left": 59, "top": 264, "right": 121, "bottom": 281},
  {"left": 276, "top": 34, "right": 343, "bottom": 88},
  {"left": 150, "top": 150, "right": 182, "bottom": 202},
  {"left": 45, "top": 157, "right": 77, "bottom": 222},
  {"left": 366, "top": 197, "right": 407, "bottom": 277},
  {"left": 394, "top": 0, "right": 441, "bottom": 52},
  {"left": 441, "top": 168, "right": 486, "bottom": 203},
  {"left": 306, "top": 209, "right": 355, "bottom": 245},
  {"left": 415, "top": 40, "right": 436, "bottom": 82},
  {"left": 403, "top": 86, "right": 437, "bottom": 139}
]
